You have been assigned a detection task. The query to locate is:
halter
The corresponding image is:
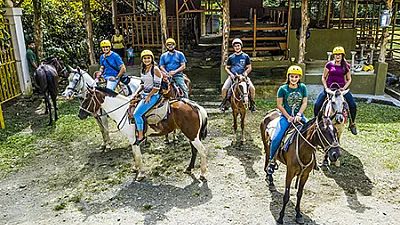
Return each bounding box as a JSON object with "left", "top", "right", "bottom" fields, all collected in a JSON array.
[
  {"left": 67, "top": 72, "right": 84, "bottom": 95},
  {"left": 230, "top": 78, "right": 248, "bottom": 109},
  {"left": 79, "top": 89, "right": 131, "bottom": 132}
]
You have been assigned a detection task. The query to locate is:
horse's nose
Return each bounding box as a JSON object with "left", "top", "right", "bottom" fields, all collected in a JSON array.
[{"left": 78, "top": 110, "right": 88, "bottom": 120}]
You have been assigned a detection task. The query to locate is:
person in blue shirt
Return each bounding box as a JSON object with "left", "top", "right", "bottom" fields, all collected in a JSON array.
[
  {"left": 159, "top": 38, "right": 188, "bottom": 98},
  {"left": 98, "top": 40, "right": 129, "bottom": 93},
  {"left": 267, "top": 65, "right": 308, "bottom": 175},
  {"left": 220, "top": 38, "right": 256, "bottom": 112},
  {"left": 126, "top": 44, "right": 134, "bottom": 66}
]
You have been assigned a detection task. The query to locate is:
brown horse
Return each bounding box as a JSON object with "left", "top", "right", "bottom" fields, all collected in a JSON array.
[
  {"left": 230, "top": 75, "right": 248, "bottom": 143},
  {"left": 260, "top": 109, "right": 341, "bottom": 224},
  {"left": 78, "top": 86, "right": 208, "bottom": 181},
  {"left": 34, "top": 57, "right": 67, "bottom": 126}
]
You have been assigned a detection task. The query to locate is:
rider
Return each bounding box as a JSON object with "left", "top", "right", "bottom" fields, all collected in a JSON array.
[
  {"left": 267, "top": 65, "right": 308, "bottom": 175},
  {"left": 98, "top": 40, "right": 132, "bottom": 95},
  {"left": 220, "top": 38, "right": 256, "bottom": 112},
  {"left": 130, "top": 50, "right": 162, "bottom": 146},
  {"left": 313, "top": 46, "right": 357, "bottom": 135},
  {"left": 159, "top": 38, "right": 188, "bottom": 99}
]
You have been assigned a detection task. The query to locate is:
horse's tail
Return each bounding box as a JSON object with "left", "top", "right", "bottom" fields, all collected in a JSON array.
[{"left": 182, "top": 99, "right": 207, "bottom": 140}]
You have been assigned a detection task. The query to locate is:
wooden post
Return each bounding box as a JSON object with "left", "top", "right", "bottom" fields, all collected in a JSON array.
[
  {"left": 353, "top": 0, "right": 359, "bottom": 28},
  {"left": 176, "top": 0, "right": 180, "bottom": 50},
  {"left": 390, "top": 2, "right": 398, "bottom": 50},
  {"left": 375, "top": 3, "right": 382, "bottom": 46},
  {"left": 298, "top": 0, "right": 309, "bottom": 64},
  {"left": 326, "top": 0, "right": 332, "bottom": 29},
  {"left": 0, "top": 104, "right": 4, "bottom": 129},
  {"left": 379, "top": 0, "right": 393, "bottom": 62},
  {"left": 221, "top": 0, "right": 230, "bottom": 64},
  {"left": 112, "top": 0, "right": 118, "bottom": 28},
  {"left": 287, "top": 0, "right": 292, "bottom": 59},
  {"left": 339, "top": 0, "right": 344, "bottom": 28},
  {"left": 253, "top": 8, "right": 257, "bottom": 56},
  {"left": 83, "top": 0, "right": 96, "bottom": 64}
]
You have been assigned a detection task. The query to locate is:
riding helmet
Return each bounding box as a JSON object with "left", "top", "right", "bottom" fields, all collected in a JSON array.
[
  {"left": 141, "top": 50, "right": 154, "bottom": 59},
  {"left": 332, "top": 46, "right": 345, "bottom": 55},
  {"left": 286, "top": 65, "right": 303, "bottom": 78},
  {"left": 232, "top": 38, "right": 243, "bottom": 46},
  {"left": 100, "top": 40, "right": 111, "bottom": 48},
  {"left": 165, "top": 38, "right": 176, "bottom": 46}
]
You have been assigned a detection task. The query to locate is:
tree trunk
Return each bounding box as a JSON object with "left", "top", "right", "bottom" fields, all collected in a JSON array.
[
  {"left": 160, "top": 0, "right": 168, "bottom": 53},
  {"left": 298, "top": 0, "right": 309, "bottom": 64},
  {"left": 221, "top": 0, "right": 230, "bottom": 64},
  {"left": 32, "top": 0, "right": 43, "bottom": 59},
  {"left": 83, "top": 0, "right": 96, "bottom": 65},
  {"left": 378, "top": 0, "right": 393, "bottom": 62}
]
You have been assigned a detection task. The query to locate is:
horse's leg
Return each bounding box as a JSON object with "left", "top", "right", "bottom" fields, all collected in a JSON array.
[
  {"left": 232, "top": 110, "right": 238, "bottom": 144},
  {"left": 185, "top": 142, "right": 198, "bottom": 174},
  {"left": 190, "top": 137, "right": 207, "bottom": 181},
  {"left": 277, "top": 170, "right": 295, "bottom": 224},
  {"left": 164, "top": 134, "right": 170, "bottom": 144},
  {"left": 51, "top": 91, "right": 58, "bottom": 121},
  {"left": 131, "top": 144, "right": 145, "bottom": 181},
  {"left": 294, "top": 171, "right": 311, "bottom": 224},
  {"left": 96, "top": 114, "right": 111, "bottom": 151},
  {"left": 44, "top": 92, "right": 53, "bottom": 126},
  {"left": 240, "top": 111, "right": 246, "bottom": 143}
]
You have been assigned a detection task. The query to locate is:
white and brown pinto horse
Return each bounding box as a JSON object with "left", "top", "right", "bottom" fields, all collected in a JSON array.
[
  {"left": 63, "top": 67, "right": 141, "bottom": 151},
  {"left": 78, "top": 86, "right": 208, "bottom": 181}
]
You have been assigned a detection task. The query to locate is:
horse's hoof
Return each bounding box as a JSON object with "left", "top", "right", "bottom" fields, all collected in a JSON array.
[
  {"left": 164, "top": 139, "right": 170, "bottom": 144},
  {"left": 269, "top": 184, "right": 276, "bottom": 192},
  {"left": 104, "top": 146, "right": 112, "bottom": 152},
  {"left": 295, "top": 215, "right": 304, "bottom": 224},
  {"left": 322, "top": 159, "right": 329, "bottom": 167},
  {"left": 276, "top": 218, "right": 283, "bottom": 224},
  {"left": 199, "top": 175, "right": 207, "bottom": 182},
  {"left": 333, "top": 160, "right": 341, "bottom": 167},
  {"left": 173, "top": 139, "right": 178, "bottom": 144},
  {"left": 184, "top": 168, "right": 192, "bottom": 174},
  {"left": 136, "top": 175, "right": 145, "bottom": 182}
]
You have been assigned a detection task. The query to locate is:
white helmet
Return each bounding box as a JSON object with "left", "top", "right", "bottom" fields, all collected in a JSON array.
[{"left": 232, "top": 38, "right": 243, "bottom": 46}]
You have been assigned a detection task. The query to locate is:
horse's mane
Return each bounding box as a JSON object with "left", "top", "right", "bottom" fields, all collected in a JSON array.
[
  {"left": 43, "top": 56, "right": 57, "bottom": 63},
  {"left": 299, "top": 117, "right": 317, "bottom": 133},
  {"left": 95, "top": 86, "right": 118, "bottom": 97}
]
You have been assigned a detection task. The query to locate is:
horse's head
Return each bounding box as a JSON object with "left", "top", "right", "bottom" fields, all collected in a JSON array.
[
  {"left": 78, "top": 86, "right": 107, "bottom": 120},
  {"left": 63, "top": 67, "right": 85, "bottom": 99},
  {"left": 325, "top": 88, "right": 349, "bottom": 124},
  {"left": 233, "top": 74, "right": 249, "bottom": 107},
  {"left": 46, "top": 57, "right": 68, "bottom": 77},
  {"left": 315, "top": 115, "right": 341, "bottom": 162}
]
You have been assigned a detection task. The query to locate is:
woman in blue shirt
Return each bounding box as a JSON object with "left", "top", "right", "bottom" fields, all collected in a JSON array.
[{"left": 267, "top": 65, "right": 308, "bottom": 175}]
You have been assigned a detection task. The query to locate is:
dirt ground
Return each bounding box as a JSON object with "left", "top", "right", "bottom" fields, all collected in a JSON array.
[{"left": 1, "top": 97, "right": 400, "bottom": 225}]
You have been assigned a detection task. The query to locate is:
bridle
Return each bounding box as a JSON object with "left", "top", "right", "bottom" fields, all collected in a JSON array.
[
  {"left": 67, "top": 72, "right": 85, "bottom": 97},
  {"left": 230, "top": 77, "right": 248, "bottom": 109}
]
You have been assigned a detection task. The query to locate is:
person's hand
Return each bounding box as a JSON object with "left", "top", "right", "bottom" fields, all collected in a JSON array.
[
  {"left": 145, "top": 95, "right": 151, "bottom": 104},
  {"left": 325, "top": 88, "right": 331, "bottom": 93},
  {"left": 288, "top": 116, "right": 294, "bottom": 123},
  {"left": 169, "top": 70, "right": 176, "bottom": 76},
  {"left": 243, "top": 72, "right": 247, "bottom": 76},
  {"left": 294, "top": 114, "right": 302, "bottom": 123},
  {"left": 109, "top": 76, "right": 116, "bottom": 81},
  {"left": 230, "top": 74, "right": 235, "bottom": 80},
  {"left": 339, "top": 88, "right": 345, "bottom": 91}
]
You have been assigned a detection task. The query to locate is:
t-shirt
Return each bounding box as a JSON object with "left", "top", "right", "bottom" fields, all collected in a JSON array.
[
  {"left": 126, "top": 48, "right": 134, "bottom": 57},
  {"left": 26, "top": 48, "right": 38, "bottom": 74},
  {"left": 159, "top": 50, "right": 187, "bottom": 76},
  {"left": 99, "top": 52, "right": 124, "bottom": 80},
  {"left": 277, "top": 83, "right": 308, "bottom": 115},
  {"left": 226, "top": 52, "right": 251, "bottom": 75},
  {"left": 112, "top": 35, "right": 124, "bottom": 49},
  {"left": 325, "top": 61, "right": 350, "bottom": 88}
]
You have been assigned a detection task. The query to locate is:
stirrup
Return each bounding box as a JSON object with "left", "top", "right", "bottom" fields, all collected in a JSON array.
[
  {"left": 349, "top": 123, "right": 358, "bottom": 135},
  {"left": 267, "top": 162, "right": 276, "bottom": 175}
]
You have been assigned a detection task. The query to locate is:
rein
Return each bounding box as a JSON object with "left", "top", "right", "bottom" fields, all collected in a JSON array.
[{"left": 230, "top": 80, "right": 248, "bottom": 110}]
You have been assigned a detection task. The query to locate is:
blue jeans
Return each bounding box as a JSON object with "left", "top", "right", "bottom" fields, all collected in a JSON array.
[
  {"left": 133, "top": 93, "right": 160, "bottom": 131},
  {"left": 172, "top": 73, "right": 188, "bottom": 98},
  {"left": 313, "top": 90, "right": 357, "bottom": 122},
  {"left": 269, "top": 113, "right": 307, "bottom": 161}
]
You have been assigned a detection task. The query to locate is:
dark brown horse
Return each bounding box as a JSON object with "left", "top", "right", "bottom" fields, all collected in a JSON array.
[
  {"left": 230, "top": 75, "right": 248, "bottom": 143},
  {"left": 34, "top": 57, "right": 67, "bottom": 125},
  {"left": 78, "top": 86, "right": 208, "bottom": 181},
  {"left": 260, "top": 109, "right": 341, "bottom": 224}
]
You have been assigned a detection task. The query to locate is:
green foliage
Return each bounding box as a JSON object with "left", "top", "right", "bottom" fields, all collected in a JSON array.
[{"left": 21, "top": 0, "right": 114, "bottom": 68}]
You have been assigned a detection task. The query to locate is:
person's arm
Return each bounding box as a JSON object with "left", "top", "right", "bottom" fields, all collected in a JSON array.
[
  {"left": 294, "top": 97, "right": 308, "bottom": 123},
  {"left": 145, "top": 66, "right": 162, "bottom": 103},
  {"left": 130, "top": 85, "right": 144, "bottom": 103},
  {"left": 243, "top": 64, "right": 252, "bottom": 76},
  {"left": 117, "top": 64, "right": 126, "bottom": 78},
  {"left": 277, "top": 97, "right": 292, "bottom": 122},
  {"left": 322, "top": 67, "right": 329, "bottom": 90},
  {"left": 169, "top": 62, "right": 186, "bottom": 76},
  {"left": 342, "top": 69, "right": 352, "bottom": 90},
  {"left": 225, "top": 58, "right": 235, "bottom": 80}
]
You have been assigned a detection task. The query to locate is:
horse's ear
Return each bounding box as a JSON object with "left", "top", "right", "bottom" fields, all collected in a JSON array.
[
  {"left": 68, "top": 65, "right": 74, "bottom": 72},
  {"left": 342, "top": 89, "right": 349, "bottom": 95},
  {"left": 86, "top": 83, "right": 93, "bottom": 91},
  {"left": 77, "top": 66, "right": 81, "bottom": 73}
]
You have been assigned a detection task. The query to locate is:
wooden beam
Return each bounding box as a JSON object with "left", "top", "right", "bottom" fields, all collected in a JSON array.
[
  {"left": 353, "top": 0, "right": 359, "bottom": 28},
  {"left": 287, "top": 0, "right": 292, "bottom": 59},
  {"left": 339, "top": 0, "right": 345, "bottom": 28},
  {"left": 176, "top": 0, "right": 180, "bottom": 50},
  {"left": 112, "top": 0, "right": 118, "bottom": 27},
  {"left": 253, "top": 8, "right": 257, "bottom": 55},
  {"left": 327, "top": 0, "right": 332, "bottom": 28},
  {"left": 221, "top": 0, "right": 230, "bottom": 65}
]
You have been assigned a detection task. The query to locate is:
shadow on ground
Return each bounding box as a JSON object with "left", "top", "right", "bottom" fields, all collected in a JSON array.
[
  {"left": 322, "top": 147, "right": 373, "bottom": 213},
  {"left": 81, "top": 174, "right": 212, "bottom": 225}
]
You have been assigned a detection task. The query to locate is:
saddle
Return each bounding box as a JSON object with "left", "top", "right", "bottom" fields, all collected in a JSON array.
[
  {"left": 266, "top": 116, "right": 303, "bottom": 153},
  {"left": 128, "top": 97, "right": 176, "bottom": 125},
  {"left": 97, "top": 76, "right": 135, "bottom": 96}
]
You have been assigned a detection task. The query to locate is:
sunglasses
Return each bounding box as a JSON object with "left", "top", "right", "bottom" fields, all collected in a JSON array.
[{"left": 167, "top": 43, "right": 175, "bottom": 47}]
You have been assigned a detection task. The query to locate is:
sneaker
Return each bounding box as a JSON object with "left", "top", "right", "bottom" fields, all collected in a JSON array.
[
  {"left": 349, "top": 123, "right": 358, "bottom": 135},
  {"left": 134, "top": 137, "right": 147, "bottom": 146},
  {"left": 267, "top": 163, "right": 276, "bottom": 175},
  {"left": 249, "top": 105, "right": 257, "bottom": 112}
]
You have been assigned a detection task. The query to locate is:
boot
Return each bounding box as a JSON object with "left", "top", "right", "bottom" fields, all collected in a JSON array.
[
  {"left": 219, "top": 97, "right": 229, "bottom": 111},
  {"left": 349, "top": 123, "right": 358, "bottom": 135},
  {"left": 267, "top": 162, "right": 276, "bottom": 175},
  {"left": 249, "top": 98, "right": 257, "bottom": 112},
  {"left": 126, "top": 85, "right": 133, "bottom": 96}
]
